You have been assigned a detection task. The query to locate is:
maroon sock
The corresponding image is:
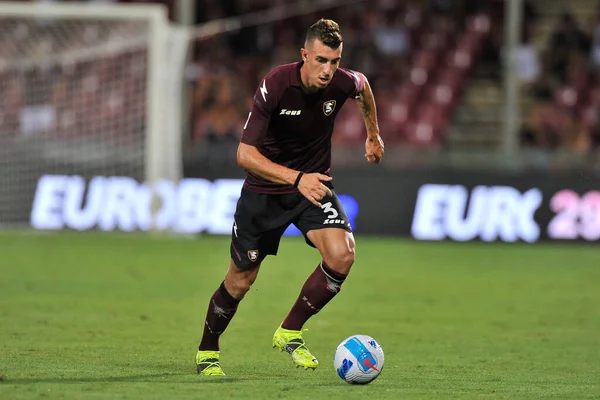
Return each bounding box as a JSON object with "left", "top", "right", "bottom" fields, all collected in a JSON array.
[
  {"left": 199, "top": 282, "right": 240, "bottom": 351},
  {"left": 281, "top": 261, "right": 347, "bottom": 331}
]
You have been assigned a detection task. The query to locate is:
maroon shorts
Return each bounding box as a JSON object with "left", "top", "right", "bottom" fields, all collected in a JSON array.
[{"left": 230, "top": 185, "right": 351, "bottom": 270}]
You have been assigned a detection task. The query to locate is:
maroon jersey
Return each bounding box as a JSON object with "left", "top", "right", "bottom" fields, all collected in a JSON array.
[{"left": 241, "top": 61, "right": 365, "bottom": 194}]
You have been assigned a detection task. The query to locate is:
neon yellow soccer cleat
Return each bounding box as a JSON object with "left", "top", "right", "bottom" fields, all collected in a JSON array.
[
  {"left": 272, "top": 326, "right": 319, "bottom": 370},
  {"left": 196, "top": 350, "right": 226, "bottom": 376}
]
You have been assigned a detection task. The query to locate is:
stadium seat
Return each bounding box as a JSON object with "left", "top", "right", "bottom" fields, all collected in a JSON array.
[
  {"left": 553, "top": 86, "right": 579, "bottom": 109},
  {"left": 404, "top": 6, "right": 425, "bottom": 46},
  {"left": 413, "top": 49, "right": 441, "bottom": 74},
  {"left": 466, "top": 14, "right": 491, "bottom": 37},
  {"left": 416, "top": 103, "right": 447, "bottom": 131},
  {"left": 332, "top": 101, "right": 365, "bottom": 144},
  {"left": 383, "top": 100, "right": 412, "bottom": 139},
  {"left": 580, "top": 106, "right": 598, "bottom": 130},
  {"left": 456, "top": 30, "right": 483, "bottom": 56},
  {"left": 446, "top": 48, "right": 474, "bottom": 72},
  {"left": 396, "top": 82, "right": 423, "bottom": 104},
  {"left": 402, "top": 119, "right": 442, "bottom": 146},
  {"left": 420, "top": 30, "right": 453, "bottom": 52},
  {"left": 423, "top": 83, "right": 455, "bottom": 116},
  {"left": 587, "top": 86, "right": 600, "bottom": 107},
  {"left": 409, "top": 66, "right": 430, "bottom": 87},
  {"left": 437, "top": 67, "right": 466, "bottom": 95}
]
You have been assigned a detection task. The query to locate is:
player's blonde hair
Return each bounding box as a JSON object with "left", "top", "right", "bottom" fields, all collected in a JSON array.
[{"left": 305, "top": 18, "right": 343, "bottom": 49}]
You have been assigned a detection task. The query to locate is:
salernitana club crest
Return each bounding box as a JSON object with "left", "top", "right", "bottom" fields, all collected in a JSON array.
[
  {"left": 323, "top": 100, "right": 336, "bottom": 116},
  {"left": 247, "top": 250, "right": 259, "bottom": 262}
]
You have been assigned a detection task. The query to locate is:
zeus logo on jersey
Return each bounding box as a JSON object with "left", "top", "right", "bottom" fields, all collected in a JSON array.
[{"left": 279, "top": 109, "right": 302, "bottom": 116}]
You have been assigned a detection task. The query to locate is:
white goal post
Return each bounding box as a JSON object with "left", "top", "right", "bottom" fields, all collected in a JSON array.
[{"left": 0, "top": 2, "right": 186, "bottom": 228}]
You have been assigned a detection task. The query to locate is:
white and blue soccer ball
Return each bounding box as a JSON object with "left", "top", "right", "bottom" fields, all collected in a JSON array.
[{"left": 334, "top": 334, "right": 384, "bottom": 384}]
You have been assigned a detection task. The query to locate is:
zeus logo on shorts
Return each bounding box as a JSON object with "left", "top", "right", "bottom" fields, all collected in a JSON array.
[{"left": 324, "top": 219, "right": 346, "bottom": 225}]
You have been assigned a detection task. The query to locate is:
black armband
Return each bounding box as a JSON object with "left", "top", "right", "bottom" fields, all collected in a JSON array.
[{"left": 293, "top": 172, "right": 304, "bottom": 188}]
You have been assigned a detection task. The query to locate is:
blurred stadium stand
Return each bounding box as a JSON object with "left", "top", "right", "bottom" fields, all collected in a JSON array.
[
  {"left": 2, "top": 0, "right": 600, "bottom": 161},
  {"left": 455, "top": 0, "right": 600, "bottom": 154},
  {"left": 188, "top": 0, "right": 494, "bottom": 149}
]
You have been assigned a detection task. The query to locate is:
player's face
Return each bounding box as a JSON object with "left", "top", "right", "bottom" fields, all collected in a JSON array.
[{"left": 301, "top": 39, "right": 342, "bottom": 90}]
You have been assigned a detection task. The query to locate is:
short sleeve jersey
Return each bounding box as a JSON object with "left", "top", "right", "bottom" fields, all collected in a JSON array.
[{"left": 241, "top": 61, "right": 365, "bottom": 194}]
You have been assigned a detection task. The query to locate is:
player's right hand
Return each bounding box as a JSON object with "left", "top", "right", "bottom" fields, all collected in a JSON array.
[{"left": 297, "top": 173, "right": 333, "bottom": 207}]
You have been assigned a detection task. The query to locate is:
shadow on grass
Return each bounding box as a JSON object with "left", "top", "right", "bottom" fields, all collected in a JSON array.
[{"left": 0, "top": 373, "right": 245, "bottom": 385}]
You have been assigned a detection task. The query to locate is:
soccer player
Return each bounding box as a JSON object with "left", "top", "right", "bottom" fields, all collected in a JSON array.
[{"left": 196, "top": 18, "right": 384, "bottom": 376}]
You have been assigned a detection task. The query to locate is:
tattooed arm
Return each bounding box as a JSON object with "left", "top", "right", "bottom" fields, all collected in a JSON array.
[{"left": 355, "top": 74, "right": 384, "bottom": 163}]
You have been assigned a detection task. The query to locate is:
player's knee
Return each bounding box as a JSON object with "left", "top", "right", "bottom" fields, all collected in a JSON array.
[
  {"left": 326, "top": 245, "right": 355, "bottom": 274},
  {"left": 225, "top": 276, "right": 253, "bottom": 299},
  {"left": 224, "top": 264, "right": 260, "bottom": 300}
]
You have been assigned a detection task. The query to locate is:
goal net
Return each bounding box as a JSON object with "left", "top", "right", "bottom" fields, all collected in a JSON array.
[{"left": 0, "top": 3, "right": 183, "bottom": 229}]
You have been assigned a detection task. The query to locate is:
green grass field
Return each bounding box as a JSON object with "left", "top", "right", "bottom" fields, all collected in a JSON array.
[{"left": 0, "top": 232, "right": 599, "bottom": 399}]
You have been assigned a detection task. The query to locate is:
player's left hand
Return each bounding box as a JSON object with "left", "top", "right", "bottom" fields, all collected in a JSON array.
[{"left": 365, "top": 134, "right": 384, "bottom": 163}]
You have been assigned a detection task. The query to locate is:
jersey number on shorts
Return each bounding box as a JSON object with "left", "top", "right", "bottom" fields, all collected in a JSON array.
[{"left": 321, "top": 202, "right": 339, "bottom": 219}]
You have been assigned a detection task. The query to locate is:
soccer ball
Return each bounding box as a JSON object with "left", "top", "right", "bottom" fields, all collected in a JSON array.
[{"left": 334, "top": 334, "right": 384, "bottom": 384}]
